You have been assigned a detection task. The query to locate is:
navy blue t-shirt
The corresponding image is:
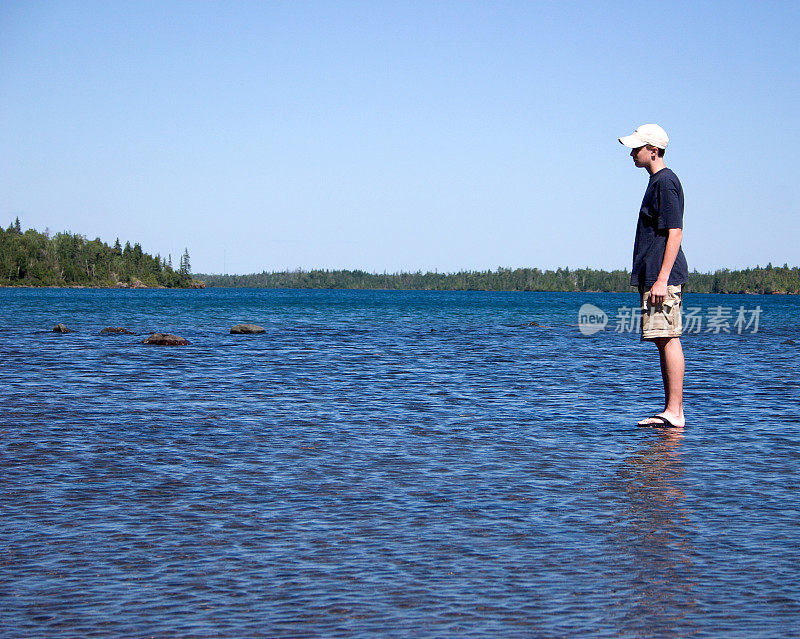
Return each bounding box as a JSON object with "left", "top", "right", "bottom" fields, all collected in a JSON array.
[{"left": 630, "top": 167, "right": 689, "bottom": 287}]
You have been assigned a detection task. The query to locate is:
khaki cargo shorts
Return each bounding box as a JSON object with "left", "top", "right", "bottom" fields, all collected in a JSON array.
[{"left": 639, "top": 284, "right": 683, "bottom": 341}]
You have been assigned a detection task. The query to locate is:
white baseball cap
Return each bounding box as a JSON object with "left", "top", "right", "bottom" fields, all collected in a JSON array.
[{"left": 618, "top": 123, "right": 669, "bottom": 149}]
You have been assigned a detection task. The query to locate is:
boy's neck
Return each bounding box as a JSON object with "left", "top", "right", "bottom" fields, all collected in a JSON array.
[{"left": 646, "top": 157, "right": 667, "bottom": 176}]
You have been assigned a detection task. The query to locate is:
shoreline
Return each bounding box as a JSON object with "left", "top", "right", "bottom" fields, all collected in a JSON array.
[
  {"left": 1, "top": 284, "right": 796, "bottom": 295},
  {"left": 0, "top": 282, "right": 206, "bottom": 290}
]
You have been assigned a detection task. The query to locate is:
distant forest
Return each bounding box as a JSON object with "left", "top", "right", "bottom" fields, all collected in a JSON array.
[
  {"left": 200, "top": 265, "right": 800, "bottom": 294},
  {"left": 1, "top": 218, "right": 201, "bottom": 288},
  {"left": 4, "top": 218, "right": 797, "bottom": 293}
]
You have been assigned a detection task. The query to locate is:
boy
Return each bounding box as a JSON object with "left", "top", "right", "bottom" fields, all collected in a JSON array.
[{"left": 619, "top": 124, "right": 688, "bottom": 427}]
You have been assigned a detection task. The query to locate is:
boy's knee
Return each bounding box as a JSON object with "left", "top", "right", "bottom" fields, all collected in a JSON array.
[{"left": 654, "top": 336, "right": 678, "bottom": 349}]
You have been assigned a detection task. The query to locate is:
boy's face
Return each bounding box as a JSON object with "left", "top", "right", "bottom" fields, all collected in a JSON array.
[{"left": 630, "top": 145, "right": 652, "bottom": 168}]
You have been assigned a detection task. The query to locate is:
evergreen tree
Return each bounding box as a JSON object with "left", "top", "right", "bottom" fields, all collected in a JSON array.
[{"left": 180, "top": 248, "right": 191, "bottom": 275}]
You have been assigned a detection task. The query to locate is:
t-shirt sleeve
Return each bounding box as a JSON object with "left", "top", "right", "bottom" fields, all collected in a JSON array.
[{"left": 657, "top": 182, "right": 683, "bottom": 230}]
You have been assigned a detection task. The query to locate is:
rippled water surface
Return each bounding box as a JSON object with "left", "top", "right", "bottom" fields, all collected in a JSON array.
[{"left": 2, "top": 288, "right": 799, "bottom": 637}]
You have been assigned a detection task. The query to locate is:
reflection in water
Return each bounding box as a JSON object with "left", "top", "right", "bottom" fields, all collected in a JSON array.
[{"left": 616, "top": 429, "right": 700, "bottom": 635}]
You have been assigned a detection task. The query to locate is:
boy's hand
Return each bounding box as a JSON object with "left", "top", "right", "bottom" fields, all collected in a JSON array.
[{"left": 649, "top": 280, "right": 668, "bottom": 306}]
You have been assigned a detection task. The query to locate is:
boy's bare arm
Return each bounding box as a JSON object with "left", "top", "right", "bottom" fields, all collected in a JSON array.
[{"left": 649, "top": 228, "right": 683, "bottom": 303}]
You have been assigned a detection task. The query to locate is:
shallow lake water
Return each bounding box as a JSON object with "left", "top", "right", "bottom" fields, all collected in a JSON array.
[{"left": 2, "top": 288, "right": 799, "bottom": 637}]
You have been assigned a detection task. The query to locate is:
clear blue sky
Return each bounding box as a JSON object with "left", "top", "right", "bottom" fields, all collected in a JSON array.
[{"left": 2, "top": 1, "right": 798, "bottom": 275}]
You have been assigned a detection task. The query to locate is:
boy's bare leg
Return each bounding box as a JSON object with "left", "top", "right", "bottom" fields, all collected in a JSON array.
[{"left": 638, "top": 336, "right": 685, "bottom": 427}]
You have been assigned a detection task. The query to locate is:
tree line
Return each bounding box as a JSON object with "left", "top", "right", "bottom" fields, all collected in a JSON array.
[
  {"left": 1, "top": 218, "right": 200, "bottom": 288},
  {"left": 4, "top": 218, "right": 796, "bottom": 293},
  {"left": 199, "top": 264, "right": 800, "bottom": 294}
]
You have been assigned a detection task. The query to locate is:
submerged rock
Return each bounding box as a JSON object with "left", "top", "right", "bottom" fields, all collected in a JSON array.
[
  {"left": 142, "top": 333, "right": 190, "bottom": 346},
  {"left": 101, "top": 327, "right": 136, "bottom": 335},
  {"left": 230, "top": 324, "right": 266, "bottom": 334},
  {"left": 53, "top": 323, "right": 74, "bottom": 333}
]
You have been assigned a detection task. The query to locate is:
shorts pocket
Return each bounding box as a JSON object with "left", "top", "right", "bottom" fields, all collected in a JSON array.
[{"left": 661, "top": 299, "right": 675, "bottom": 326}]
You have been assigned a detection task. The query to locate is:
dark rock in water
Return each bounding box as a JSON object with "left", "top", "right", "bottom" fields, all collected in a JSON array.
[
  {"left": 230, "top": 324, "right": 266, "bottom": 334},
  {"left": 53, "top": 323, "right": 74, "bottom": 333},
  {"left": 142, "top": 333, "right": 190, "bottom": 346},
  {"left": 101, "top": 327, "right": 135, "bottom": 335},
  {"left": 782, "top": 339, "right": 796, "bottom": 345}
]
